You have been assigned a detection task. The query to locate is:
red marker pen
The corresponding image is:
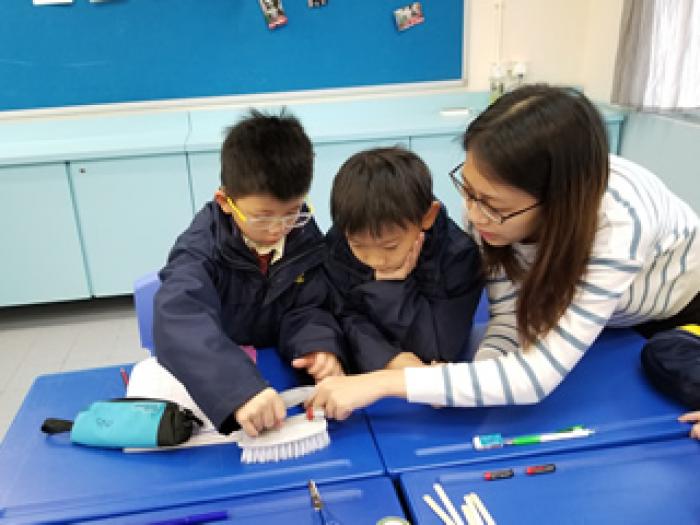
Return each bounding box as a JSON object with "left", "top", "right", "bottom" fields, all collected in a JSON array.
[
  {"left": 483, "top": 468, "right": 514, "bottom": 481},
  {"left": 306, "top": 407, "right": 324, "bottom": 420},
  {"left": 525, "top": 463, "right": 556, "bottom": 475},
  {"left": 119, "top": 367, "right": 129, "bottom": 388}
]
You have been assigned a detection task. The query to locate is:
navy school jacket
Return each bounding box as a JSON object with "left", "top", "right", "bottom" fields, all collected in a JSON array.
[
  {"left": 325, "top": 205, "right": 484, "bottom": 372},
  {"left": 154, "top": 202, "right": 345, "bottom": 434}
]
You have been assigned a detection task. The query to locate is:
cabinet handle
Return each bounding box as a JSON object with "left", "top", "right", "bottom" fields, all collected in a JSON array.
[{"left": 79, "top": 168, "right": 86, "bottom": 174}]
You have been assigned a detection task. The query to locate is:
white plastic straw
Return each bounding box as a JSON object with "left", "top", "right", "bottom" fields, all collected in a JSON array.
[
  {"left": 461, "top": 501, "right": 484, "bottom": 525},
  {"left": 466, "top": 493, "right": 496, "bottom": 525},
  {"left": 434, "top": 483, "right": 465, "bottom": 525},
  {"left": 422, "top": 494, "right": 456, "bottom": 525}
]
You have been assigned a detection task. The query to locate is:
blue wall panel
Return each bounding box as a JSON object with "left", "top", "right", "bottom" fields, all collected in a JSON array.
[{"left": 0, "top": 0, "right": 463, "bottom": 111}]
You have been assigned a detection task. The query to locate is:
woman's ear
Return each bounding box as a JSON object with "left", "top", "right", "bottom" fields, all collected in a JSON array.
[
  {"left": 421, "top": 200, "right": 441, "bottom": 230},
  {"left": 214, "top": 189, "right": 231, "bottom": 215}
]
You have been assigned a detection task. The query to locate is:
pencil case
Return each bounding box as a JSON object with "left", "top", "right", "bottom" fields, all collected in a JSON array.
[{"left": 40, "top": 397, "right": 204, "bottom": 448}]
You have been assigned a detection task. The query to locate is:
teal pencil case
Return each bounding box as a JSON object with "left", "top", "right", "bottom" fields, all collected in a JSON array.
[{"left": 41, "top": 398, "right": 203, "bottom": 448}]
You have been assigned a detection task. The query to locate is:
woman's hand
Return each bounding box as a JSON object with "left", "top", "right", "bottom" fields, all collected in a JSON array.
[
  {"left": 307, "top": 370, "right": 406, "bottom": 420},
  {"left": 678, "top": 411, "right": 700, "bottom": 440}
]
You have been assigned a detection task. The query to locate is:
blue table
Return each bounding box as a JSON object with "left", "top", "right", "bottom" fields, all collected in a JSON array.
[
  {"left": 81, "top": 476, "right": 406, "bottom": 525},
  {"left": 399, "top": 438, "right": 700, "bottom": 524},
  {"left": 366, "top": 328, "right": 688, "bottom": 474},
  {"left": 0, "top": 351, "right": 385, "bottom": 524}
]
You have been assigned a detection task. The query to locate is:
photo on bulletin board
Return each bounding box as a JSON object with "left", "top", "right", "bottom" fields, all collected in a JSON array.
[
  {"left": 394, "top": 2, "right": 425, "bottom": 31},
  {"left": 259, "top": 0, "right": 288, "bottom": 29}
]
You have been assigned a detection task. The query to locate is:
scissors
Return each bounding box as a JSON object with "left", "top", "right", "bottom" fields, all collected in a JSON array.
[{"left": 308, "top": 480, "right": 343, "bottom": 525}]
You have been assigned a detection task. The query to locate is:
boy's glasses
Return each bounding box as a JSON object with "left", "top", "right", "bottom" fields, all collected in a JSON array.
[
  {"left": 449, "top": 163, "right": 540, "bottom": 224},
  {"left": 225, "top": 196, "right": 314, "bottom": 230}
]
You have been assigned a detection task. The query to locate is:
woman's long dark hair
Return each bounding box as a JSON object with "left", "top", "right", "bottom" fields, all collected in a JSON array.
[{"left": 463, "top": 85, "right": 609, "bottom": 347}]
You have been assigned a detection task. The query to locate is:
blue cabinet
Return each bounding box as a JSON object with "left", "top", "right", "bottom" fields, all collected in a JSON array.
[
  {"left": 69, "top": 155, "right": 193, "bottom": 296},
  {"left": 188, "top": 152, "right": 220, "bottom": 212},
  {"left": 0, "top": 163, "right": 89, "bottom": 306}
]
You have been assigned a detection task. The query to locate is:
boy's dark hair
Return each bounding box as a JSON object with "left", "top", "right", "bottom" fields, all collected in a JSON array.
[
  {"left": 331, "top": 147, "right": 433, "bottom": 237},
  {"left": 220, "top": 109, "right": 313, "bottom": 200}
]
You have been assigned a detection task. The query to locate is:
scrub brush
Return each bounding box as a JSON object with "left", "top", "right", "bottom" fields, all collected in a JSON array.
[{"left": 235, "top": 386, "right": 330, "bottom": 464}]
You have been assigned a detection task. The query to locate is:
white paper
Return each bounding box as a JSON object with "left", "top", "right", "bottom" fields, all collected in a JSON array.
[{"left": 126, "top": 356, "right": 214, "bottom": 430}]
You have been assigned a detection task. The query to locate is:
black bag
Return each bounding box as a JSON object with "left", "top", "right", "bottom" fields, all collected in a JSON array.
[
  {"left": 41, "top": 397, "right": 204, "bottom": 448},
  {"left": 640, "top": 326, "right": 700, "bottom": 409}
]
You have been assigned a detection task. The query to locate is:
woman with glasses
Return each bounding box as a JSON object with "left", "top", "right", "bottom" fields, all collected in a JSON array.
[{"left": 308, "top": 84, "right": 700, "bottom": 425}]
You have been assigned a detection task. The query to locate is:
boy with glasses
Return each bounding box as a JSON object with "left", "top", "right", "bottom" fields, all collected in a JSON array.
[
  {"left": 154, "top": 110, "right": 345, "bottom": 438},
  {"left": 324, "top": 147, "right": 483, "bottom": 378}
]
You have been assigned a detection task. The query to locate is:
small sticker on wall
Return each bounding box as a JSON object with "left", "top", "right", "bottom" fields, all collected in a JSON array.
[
  {"left": 308, "top": 0, "right": 327, "bottom": 7},
  {"left": 259, "top": 0, "right": 288, "bottom": 30},
  {"left": 394, "top": 2, "right": 424, "bottom": 31}
]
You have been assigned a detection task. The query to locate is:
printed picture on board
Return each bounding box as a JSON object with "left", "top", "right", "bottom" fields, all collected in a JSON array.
[
  {"left": 394, "top": 2, "right": 425, "bottom": 31},
  {"left": 259, "top": 0, "right": 288, "bottom": 29}
]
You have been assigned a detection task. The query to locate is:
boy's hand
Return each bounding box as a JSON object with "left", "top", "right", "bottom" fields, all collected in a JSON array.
[
  {"left": 375, "top": 232, "right": 425, "bottom": 280},
  {"left": 292, "top": 351, "right": 345, "bottom": 382},
  {"left": 679, "top": 411, "right": 700, "bottom": 440},
  {"left": 385, "top": 351, "right": 425, "bottom": 369},
  {"left": 235, "top": 387, "right": 286, "bottom": 437}
]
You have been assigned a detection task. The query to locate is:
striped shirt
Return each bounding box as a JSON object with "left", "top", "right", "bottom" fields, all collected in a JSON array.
[{"left": 405, "top": 155, "right": 700, "bottom": 407}]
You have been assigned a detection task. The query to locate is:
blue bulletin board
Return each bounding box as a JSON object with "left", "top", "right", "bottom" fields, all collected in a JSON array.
[{"left": 0, "top": 0, "right": 464, "bottom": 112}]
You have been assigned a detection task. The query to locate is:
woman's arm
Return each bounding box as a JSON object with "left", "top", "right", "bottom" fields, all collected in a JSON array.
[{"left": 405, "top": 254, "right": 643, "bottom": 407}]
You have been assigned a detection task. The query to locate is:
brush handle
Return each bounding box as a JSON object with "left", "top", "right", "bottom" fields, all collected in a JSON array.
[{"left": 279, "top": 386, "right": 315, "bottom": 408}]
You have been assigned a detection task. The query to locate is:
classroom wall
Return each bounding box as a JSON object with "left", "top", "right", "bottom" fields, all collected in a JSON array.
[
  {"left": 619, "top": 112, "right": 700, "bottom": 214},
  {"left": 580, "top": 0, "right": 625, "bottom": 102},
  {"left": 467, "top": 0, "right": 624, "bottom": 102}
]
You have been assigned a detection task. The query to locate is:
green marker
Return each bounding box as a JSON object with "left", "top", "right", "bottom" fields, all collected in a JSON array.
[{"left": 505, "top": 426, "right": 594, "bottom": 446}]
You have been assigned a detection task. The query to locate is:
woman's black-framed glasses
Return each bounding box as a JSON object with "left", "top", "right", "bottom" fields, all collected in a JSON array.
[{"left": 449, "top": 163, "right": 540, "bottom": 225}]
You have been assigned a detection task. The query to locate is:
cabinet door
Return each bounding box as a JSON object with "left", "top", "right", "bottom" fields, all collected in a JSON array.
[
  {"left": 188, "top": 152, "right": 220, "bottom": 212},
  {"left": 70, "top": 155, "right": 193, "bottom": 297},
  {"left": 410, "top": 134, "right": 466, "bottom": 227},
  {"left": 606, "top": 121, "right": 621, "bottom": 155},
  {"left": 0, "top": 163, "right": 89, "bottom": 306},
  {"left": 313, "top": 138, "right": 409, "bottom": 232}
]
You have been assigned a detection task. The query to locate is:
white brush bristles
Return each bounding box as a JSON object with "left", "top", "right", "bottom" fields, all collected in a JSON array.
[{"left": 236, "top": 413, "right": 330, "bottom": 464}]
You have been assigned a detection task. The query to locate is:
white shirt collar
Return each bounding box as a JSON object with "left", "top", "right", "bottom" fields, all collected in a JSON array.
[{"left": 242, "top": 234, "right": 285, "bottom": 265}]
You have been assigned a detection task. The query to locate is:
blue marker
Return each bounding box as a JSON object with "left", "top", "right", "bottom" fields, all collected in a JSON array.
[{"left": 149, "top": 510, "right": 228, "bottom": 525}]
